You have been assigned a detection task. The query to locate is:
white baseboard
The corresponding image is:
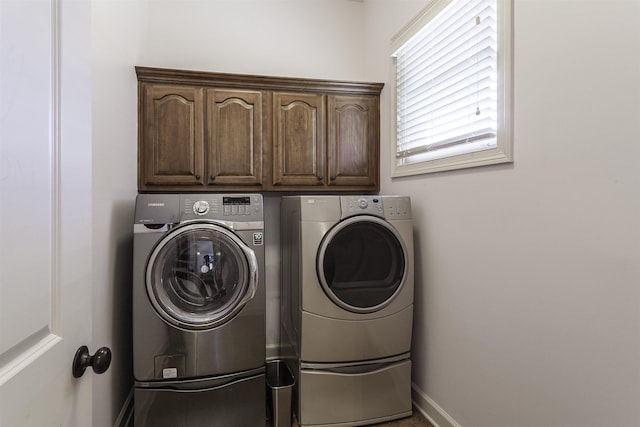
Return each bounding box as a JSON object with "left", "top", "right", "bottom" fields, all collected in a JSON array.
[
  {"left": 113, "top": 387, "right": 134, "bottom": 427},
  {"left": 412, "top": 383, "right": 462, "bottom": 427}
]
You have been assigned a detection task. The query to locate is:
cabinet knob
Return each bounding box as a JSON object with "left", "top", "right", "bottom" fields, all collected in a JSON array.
[
  {"left": 330, "top": 176, "right": 336, "bottom": 181},
  {"left": 195, "top": 175, "right": 201, "bottom": 180},
  {"left": 210, "top": 175, "right": 216, "bottom": 181},
  {"left": 317, "top": 175, "right": 323, "bottom": 181}
]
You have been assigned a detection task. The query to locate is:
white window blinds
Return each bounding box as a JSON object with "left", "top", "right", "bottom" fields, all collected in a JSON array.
[{"left": 393, "top": 0, "right": 498, "bottom": 166}]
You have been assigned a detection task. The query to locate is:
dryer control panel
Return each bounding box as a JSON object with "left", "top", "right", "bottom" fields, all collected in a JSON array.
[
  {"left": 382, "top": 196, "right": 411, "bottom": 220},
  {"left": 340, "top": 195, "right": 411, "bottom": 220},
  {"left": 340, "top": 196, "right": 384, "bottom": 218}
]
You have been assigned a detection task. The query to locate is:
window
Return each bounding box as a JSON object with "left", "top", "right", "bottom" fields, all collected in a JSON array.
[{"left": 391, "top": 0, "right": 513, "bottom": 176}]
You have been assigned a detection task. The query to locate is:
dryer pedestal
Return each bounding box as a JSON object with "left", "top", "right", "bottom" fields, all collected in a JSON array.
[{"left": 297, "top": 356, "right": 412, "bottom": 427}]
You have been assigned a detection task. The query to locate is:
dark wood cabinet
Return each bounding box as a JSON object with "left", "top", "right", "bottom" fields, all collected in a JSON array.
[
  {"left": 272, "top": 92, "right": 326, "bottom": 187},
  {"left": 136, "top": 67, "right": 383, "bottom": 193},
  {"left": 205, "top": 89, "right": 263, "bottom": 186},
  {"left": 270, "top": 92, "right": 379, "bottom": 191},
  {"left": 138, "top": 82, "right": 263, "bottom": 191},
  {"left": 140, "top": 84, "right": 204, "bottom": 188},
  {"left": 327, "top": 94, "right": 379, "bottom": 188}
]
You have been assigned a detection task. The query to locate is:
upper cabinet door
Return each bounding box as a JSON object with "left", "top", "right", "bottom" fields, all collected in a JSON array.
[
  {"left": 206, "top": 89, "right": 263, "bottom": 186},
  {"left": 328, "top": 94, "right": 379, "bottom": 189},
  {"left": 272, "top": 92, "right": 326, "bottom": 187},
  {"left": 140, "top": 84, "right": 204, "bottom": 188}
]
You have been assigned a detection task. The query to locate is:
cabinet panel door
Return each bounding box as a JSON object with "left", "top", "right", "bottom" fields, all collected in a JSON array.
[
  {"left": 272, "top": 92, "right": 325, "bottom": 187},
  {"left": 206, "top": 89, "right": 263, "bottom": 185},
  {"left": 328, "top": 95, "right": 379, "bottom": 188},
  {"left": 141, "top": 84, "right": 204, "bottom": 187}
]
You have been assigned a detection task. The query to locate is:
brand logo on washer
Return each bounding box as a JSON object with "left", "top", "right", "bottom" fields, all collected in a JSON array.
[{"left": 253, "top": 232, "right": 264, "bottom": 246}]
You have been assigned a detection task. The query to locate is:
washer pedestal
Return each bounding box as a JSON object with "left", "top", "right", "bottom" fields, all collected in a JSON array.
[{"left": 134, "top": 368, "right": 265, "bottom": 427}]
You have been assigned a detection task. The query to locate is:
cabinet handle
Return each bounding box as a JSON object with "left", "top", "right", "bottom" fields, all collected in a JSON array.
[
  {"left": 317, "top": 175, "right": 323, "bottom": 181},
  {"left": 195, "top": 175, "right": 201, "bottom": 180},
  {"left": 330, "top": 176, "right": 336, "bottom": 181},
  {"left": 210, "top": 175, "right": 216, "bottom": 181}
]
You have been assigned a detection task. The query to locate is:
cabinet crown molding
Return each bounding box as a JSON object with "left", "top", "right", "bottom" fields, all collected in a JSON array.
[{"left": 135, "top": 66, "right": 384, "bottom": 96}]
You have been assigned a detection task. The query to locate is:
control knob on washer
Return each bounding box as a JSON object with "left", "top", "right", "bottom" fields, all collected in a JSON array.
[
  {"left": 193, "top": 200, "right": 210, "bottom": 215},
  {"left": 358, "top": 198, "right": 368, "bottom": 209}
]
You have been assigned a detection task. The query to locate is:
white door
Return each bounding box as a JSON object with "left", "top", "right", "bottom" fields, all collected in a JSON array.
[{"left": 0, "top": 0, "right": 95, "bottom": 426}]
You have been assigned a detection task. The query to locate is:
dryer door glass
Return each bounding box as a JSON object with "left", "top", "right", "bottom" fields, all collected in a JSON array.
[
  {"left": 318, "top": 216, "right": 406, "bottom": 313},
  {"left": 146, "top": 223, "right": 257, "bottom": 330}
]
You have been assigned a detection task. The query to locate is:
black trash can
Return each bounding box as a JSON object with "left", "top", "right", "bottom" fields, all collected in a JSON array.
[{"left": 266, "top": 360, "right": 295, "bottom": 427}]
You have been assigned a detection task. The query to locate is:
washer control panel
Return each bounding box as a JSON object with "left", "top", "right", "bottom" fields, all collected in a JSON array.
[
  {"left": 182, "top": 194, "right": 263, "bottom": 221},
  {"left": 134, "top": 194, "right": 264, "bottom": 225},
  {"left": 221, "top": 196, "right": 253, "bottom": 216}
]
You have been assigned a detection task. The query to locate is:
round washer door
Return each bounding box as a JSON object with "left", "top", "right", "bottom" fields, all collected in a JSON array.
[
  {"left": 317, "top": 215, "right": 408, "bottom": 313},
  {"left": 146, "top": 221, "right": 257, "bottom": 330}
]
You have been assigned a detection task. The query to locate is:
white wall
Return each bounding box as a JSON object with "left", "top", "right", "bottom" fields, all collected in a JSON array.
[
  {"left": 139, "top": 0, "right": 366, "bottom": 79},
  {"left": 92, "top": 1, "right": 147, "bottom": 425},
  {"left": 366, "top": 1, "right": 640, "bottom": 426}
]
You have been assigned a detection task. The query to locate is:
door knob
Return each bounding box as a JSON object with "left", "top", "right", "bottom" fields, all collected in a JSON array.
[{"left": 72, "top": 345, "right": 112, "bottom": 378}]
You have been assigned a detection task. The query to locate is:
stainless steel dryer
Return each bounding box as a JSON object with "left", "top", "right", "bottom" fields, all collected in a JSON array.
[
  {"left": 280, "top": 195, "right": 414, "bottom": 427},
  {"left": 133, "top": 194, "right": 265, "bottom": 427}
]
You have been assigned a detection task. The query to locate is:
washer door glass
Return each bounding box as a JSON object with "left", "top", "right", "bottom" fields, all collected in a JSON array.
[
  {"left": 146, "top": 222, "right": 257, "bottom": 330},
  {"left": 317, "top": 216, "right": 407, "bottom": 313}
]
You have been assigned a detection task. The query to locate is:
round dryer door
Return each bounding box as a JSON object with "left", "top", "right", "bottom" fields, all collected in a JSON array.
[
  {"left": 317, "top": 215, "right": 407, "bottom": 313},
  {"left": 146, "top": 221, "right": 257, "bottom": 330}
]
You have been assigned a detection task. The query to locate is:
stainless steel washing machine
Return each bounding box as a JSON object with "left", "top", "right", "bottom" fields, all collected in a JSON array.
[
  {"left": 280, "top": 195, "right": 414, "bottom": 427},
  {"left": 133, "top": 194, "right": 265, "bottom": 427}
]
